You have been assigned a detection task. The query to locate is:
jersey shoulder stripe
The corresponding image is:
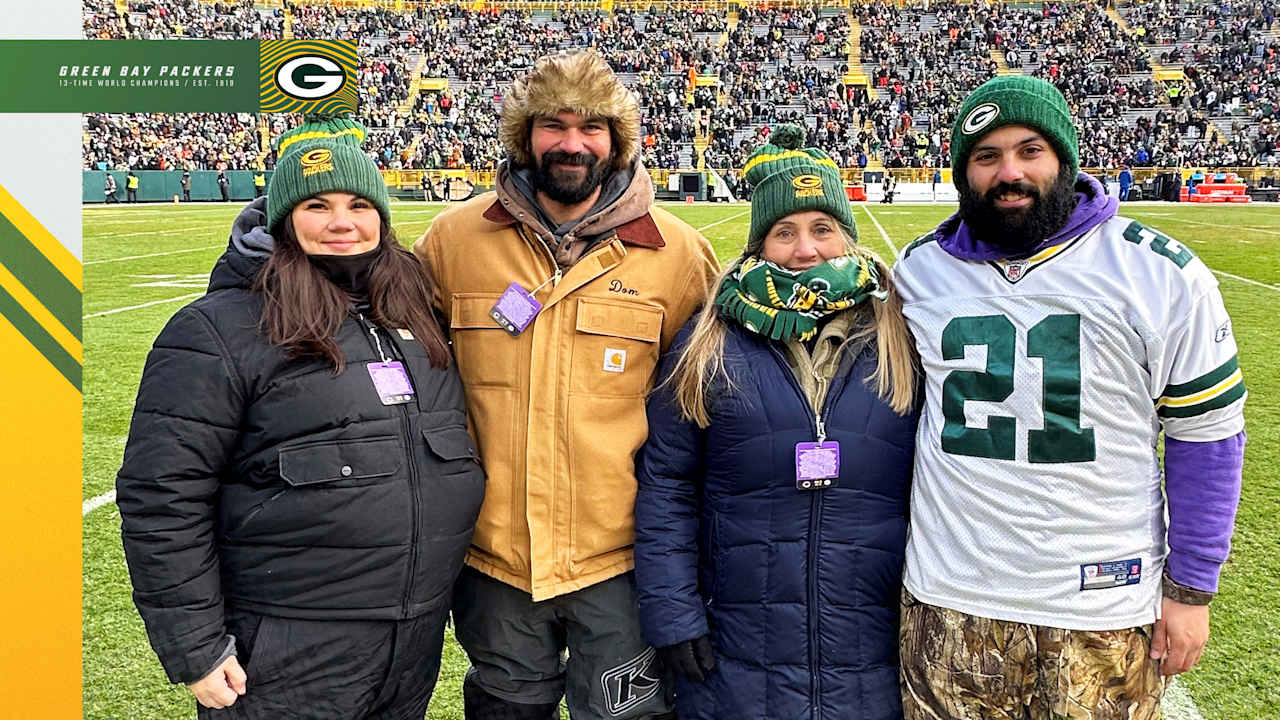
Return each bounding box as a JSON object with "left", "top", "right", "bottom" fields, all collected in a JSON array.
[
  {"left": 901, "top": 231, "right": 938, "bottom": 261},
  {"left": 1158, "top": 355, "right": 1246, "bottom": 418}
]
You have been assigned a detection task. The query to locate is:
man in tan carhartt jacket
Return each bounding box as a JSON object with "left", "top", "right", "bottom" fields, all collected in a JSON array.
[{"left": 414, "top": 50, "right": 717, "bottom": 720}]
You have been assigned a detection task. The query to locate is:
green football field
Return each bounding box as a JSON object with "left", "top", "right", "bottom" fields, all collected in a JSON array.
[{"left": 82, "top": 200, "right": 1280, "bottom": 720}]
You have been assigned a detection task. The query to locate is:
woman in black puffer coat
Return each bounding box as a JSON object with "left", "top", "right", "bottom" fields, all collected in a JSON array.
[{"left": 116, "top": 115, "right": 484, "bottom": 720}]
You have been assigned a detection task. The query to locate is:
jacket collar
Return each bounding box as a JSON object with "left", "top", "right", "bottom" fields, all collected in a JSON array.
[{"left": 481, "top": 196, "right": 665, "bottom": 249}]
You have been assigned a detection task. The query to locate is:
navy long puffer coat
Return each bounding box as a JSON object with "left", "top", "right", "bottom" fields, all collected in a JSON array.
[{"left": 635, "top": 318, "right": 918, "bottom": 720}]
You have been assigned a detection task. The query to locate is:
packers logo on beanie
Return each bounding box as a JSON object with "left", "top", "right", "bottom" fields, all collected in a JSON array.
[
  {"left": 742, "top": 124, "right": 856, "bottom": 252},
  {"left": 950, "top": 76, "right": 1079, "bottom": 187},
  {"left": 266, "top": 113, "right": 390, "bottom": 232}
]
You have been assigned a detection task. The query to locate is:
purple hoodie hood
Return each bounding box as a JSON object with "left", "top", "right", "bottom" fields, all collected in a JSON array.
[{"left": 935, "top": 172, "right": 1119, "bottom": 261}]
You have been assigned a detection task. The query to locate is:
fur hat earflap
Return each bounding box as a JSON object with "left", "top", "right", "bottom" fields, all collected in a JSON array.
[{"left": 500, "top": 50, "right": 640, "bottom": 170}]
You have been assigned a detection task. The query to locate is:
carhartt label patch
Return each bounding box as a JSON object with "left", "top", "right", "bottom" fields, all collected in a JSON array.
[
  {"left": 792, "top": 173, "right": 824, "bottom": 198},
  {"left": 603, "top": 348, "right": 627, "bottom": 373},
  {"left": 962, "top": 102, "right": 1001, "bottom": 135},
  {"left": 397, "top": 328, "right": 414, "bottom": 340},
  {"left": 300, "top": 148, "right": 334, "bottom": 177},
  {"left": 1080, "top": 558, "right": 1142, "bottom": 591},
  {"left": 601, "top": 647, "right": 662, "bottom": 716}
]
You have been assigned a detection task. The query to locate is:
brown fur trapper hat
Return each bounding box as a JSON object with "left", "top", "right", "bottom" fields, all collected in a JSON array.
[{"left": 500, "top": 50, "right": 640, "bottom": 170}]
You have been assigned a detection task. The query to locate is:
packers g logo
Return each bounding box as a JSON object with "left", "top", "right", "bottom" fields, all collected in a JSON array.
[
  {"left": 275, "top": 55, "right": 345, "bottom": 99},
  {"left": 259, "top": 41, "right": 358, "bottom": 114},
  {"left": 793, "top": 174, "right": 824, "bottom": 198},
  {"left": 300, "top": 148, "right": 335, "bottom": 177},
  {"left": 962, "top": 102, "right": 1001, "bottom": 135}
]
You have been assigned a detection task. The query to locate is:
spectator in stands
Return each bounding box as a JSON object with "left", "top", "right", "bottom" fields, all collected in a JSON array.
[{"left": 414, "top": 50, "right": 717, "bottom": 720}]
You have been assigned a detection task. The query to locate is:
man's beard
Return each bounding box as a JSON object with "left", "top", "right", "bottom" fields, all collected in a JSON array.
[
  {"left": 533, "top": 150, "right": 611, "bottom": 204},
  {"left": 958, "top": 166, "right": 1079, "bottom": 256}
]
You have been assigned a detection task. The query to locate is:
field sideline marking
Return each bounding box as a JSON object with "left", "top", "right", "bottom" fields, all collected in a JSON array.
[
  {"left": 1212, "top": 269, "right": 1280, "bottom": 291},
  {"left": 696, "top": 210, "right": 750, "bottom": 232},
  {"left": 1164, "top": 678, "right": 1206, "bottom": 720},
  {"left": 859, "top": 205, "right": 899, "bottom": 257},
  {"left": 86, "top": 245, "right": 223, "bottom": 266},
  {"left": 84, "top": 292, "right": 202, "bottom": 319},
  {"left": 83, "top": 490, "right": 116, "bottom": 516}
]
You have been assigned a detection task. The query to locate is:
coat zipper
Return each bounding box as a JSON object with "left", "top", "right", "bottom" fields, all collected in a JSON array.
[
  {"left": 358, "top": 312, "right": 421, "bottom": 616},
  {"left": 767, "top": 343, "right": 828, "bottom": 719}
]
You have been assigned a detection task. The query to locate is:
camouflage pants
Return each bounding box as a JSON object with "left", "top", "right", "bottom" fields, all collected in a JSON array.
[{"left": 899, "top": 589, "right": 1165, "bottom": 720}]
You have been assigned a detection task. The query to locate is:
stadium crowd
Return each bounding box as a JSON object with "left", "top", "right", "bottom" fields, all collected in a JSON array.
[{"left": 84, "top": 0, "right": 1280, "bottom": 174}]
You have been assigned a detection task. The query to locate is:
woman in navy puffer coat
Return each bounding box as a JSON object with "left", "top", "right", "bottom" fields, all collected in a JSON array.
[{"left": 634, "top": 129, "right": 919, "bottom": 720}]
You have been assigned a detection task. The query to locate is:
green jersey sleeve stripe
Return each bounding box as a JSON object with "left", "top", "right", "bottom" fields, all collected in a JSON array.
[
  {"left": 1161, "top": 356, "right": 1239, "bottom": 398},
  {"left": 1157, "top": 382, "right": 1246, "bottom": 418}
]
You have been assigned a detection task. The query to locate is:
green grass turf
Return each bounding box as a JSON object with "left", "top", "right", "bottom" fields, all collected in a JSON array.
[{"left": 81, "top": 200, "right": 1280, "bottom": 719}]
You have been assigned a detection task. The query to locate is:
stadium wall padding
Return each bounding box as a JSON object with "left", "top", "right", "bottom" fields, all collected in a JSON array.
[{"left": 84, "top": 170, "right": 273, "bottom": 203}]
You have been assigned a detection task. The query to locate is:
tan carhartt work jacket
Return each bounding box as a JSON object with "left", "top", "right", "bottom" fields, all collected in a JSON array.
[{"left": 415, "top": 172, "right": 718, "bottom": 600}]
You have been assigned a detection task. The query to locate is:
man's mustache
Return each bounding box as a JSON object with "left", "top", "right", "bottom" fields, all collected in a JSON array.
[
  {"left": 542, "top": 151, "right": 597, "bottom": 167},
  {"left": 985, "top": 181, "right": 1041, "bottom": 203}
]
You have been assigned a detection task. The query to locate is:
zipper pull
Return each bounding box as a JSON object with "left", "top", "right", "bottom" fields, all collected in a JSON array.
[
  {"left": 816, "top": 417, "right": 827, "bottom": 445},
  {"left": 360, "top": 314, "right": 390, "bottom": 364}
]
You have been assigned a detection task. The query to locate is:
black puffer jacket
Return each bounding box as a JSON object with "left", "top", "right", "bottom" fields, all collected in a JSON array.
[{"left": 116, "top": 201, "right": 484, "bottom": 684}]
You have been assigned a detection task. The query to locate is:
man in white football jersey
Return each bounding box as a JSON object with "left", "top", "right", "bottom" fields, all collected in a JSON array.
[{"left": 895, "top": 75, "right": 1246, "bottom": 720}]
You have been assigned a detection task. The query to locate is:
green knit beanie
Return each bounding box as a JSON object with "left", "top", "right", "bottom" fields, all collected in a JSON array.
[
  {"left": 266, "top": 113, "right": 390, "bottom": 233},
  {"left": 950, "top": 75, "right": 1079, "bottom": 187},
  {"left": 742, "top": 124, "right": 856, "bottom": 252}
]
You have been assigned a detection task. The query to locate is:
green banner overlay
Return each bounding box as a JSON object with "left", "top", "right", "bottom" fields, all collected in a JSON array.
[{"left": 0, "top": 40, "right": 357, "bottom": 113}]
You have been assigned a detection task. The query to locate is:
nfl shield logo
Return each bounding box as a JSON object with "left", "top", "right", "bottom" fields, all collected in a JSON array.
[{"left": 1005, "top": 260, "right": 1029, "bottom": 282}]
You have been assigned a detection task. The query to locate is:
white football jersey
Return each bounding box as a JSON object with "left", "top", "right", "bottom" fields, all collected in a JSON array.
[{"left": 894, "top": 215, "right": 1245, "bottom": 630}]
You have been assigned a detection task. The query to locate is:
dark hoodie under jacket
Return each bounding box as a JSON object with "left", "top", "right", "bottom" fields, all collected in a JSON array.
[{"left": 116, "top": 198, "right": 485, "bottom": 684}]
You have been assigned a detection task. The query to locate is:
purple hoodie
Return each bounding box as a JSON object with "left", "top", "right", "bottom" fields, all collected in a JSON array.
[
  {"left": 930, "top": 172, "right": 1243, "bottom": 596},
  {"left": 935, "top": 172, "right": 1118, "bottom": 261}
]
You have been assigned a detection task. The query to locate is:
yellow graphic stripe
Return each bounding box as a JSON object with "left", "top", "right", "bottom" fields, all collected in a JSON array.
[
  {"left": 0, "top": 261, "right": 81, "bottom": 364},
  {"left": 1027, "top": 242, "right": 1070, "bottom": 263},
  {"left": 742, "top": 150, "right": 840, "bottom": 177},
  {"left": 277, "top": 126, "right": 366, "bottom": 156},
  {"left": 1157, "top": 369, "right": 1243, "bottom": 408},
  {"left": 0, "top": 184, "right": 81, "bottom": 291}
]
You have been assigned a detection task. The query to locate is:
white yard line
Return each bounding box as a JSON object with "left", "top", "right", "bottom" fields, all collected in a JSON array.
[
  {"left": 1164, "top": 678, "right": 1207, "bottom": 720},
  {"left": 697, "top": 210, "right": 750, "bottom": 232},
  {"left": 1212, "top": 269, "right": 1280, "bottom": 291},
  {"left": 1148, "top": 216, "right": 1280, "bottom": 237},
  {"left": 85, "top": 245, "right": 223, "bottom": 265},
  {"left": 859, "top": 204, "right": 899, "bottom": 257},
  {"left": 82, "top": 490, "right": 116, "bottom": 516},
  {"left": 91, "top": 225, "right": 217, "bottom": 239},
  {"left": 83, "top": 292, "right": 202, "bottom": 319}
]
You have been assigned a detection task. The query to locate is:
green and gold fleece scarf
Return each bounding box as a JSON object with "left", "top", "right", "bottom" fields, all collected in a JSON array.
[{"left": 714, "top": 254, "right": 887, "bottom": 341}]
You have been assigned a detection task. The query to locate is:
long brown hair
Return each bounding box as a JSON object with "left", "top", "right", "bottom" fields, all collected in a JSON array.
[
  {"left": 669, "top": 237, "right": 918, "bottom": 427},
  {"left": 256, "top": 215, "right": 451, "bottom": 371}
]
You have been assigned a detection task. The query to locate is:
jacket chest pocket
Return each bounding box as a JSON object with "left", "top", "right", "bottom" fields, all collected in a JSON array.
[
  {"left": 279, "top": 436, "right": 403, "bottom": 487},
  {"left": 450, "top": 293, "right": 522, "bottom": 388},
  {"left": 571, "top": 297, "right": 664, "bottom": 397}
]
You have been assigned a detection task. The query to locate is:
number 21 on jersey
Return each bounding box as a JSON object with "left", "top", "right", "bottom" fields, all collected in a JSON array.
[{"left": 941, "top": 313, "right": 1096, "bottom": 464}]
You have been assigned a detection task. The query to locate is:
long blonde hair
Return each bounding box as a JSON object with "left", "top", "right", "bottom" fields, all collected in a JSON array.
[{"left": 668, "top": 238, "right": 918, "bottom": 428}]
